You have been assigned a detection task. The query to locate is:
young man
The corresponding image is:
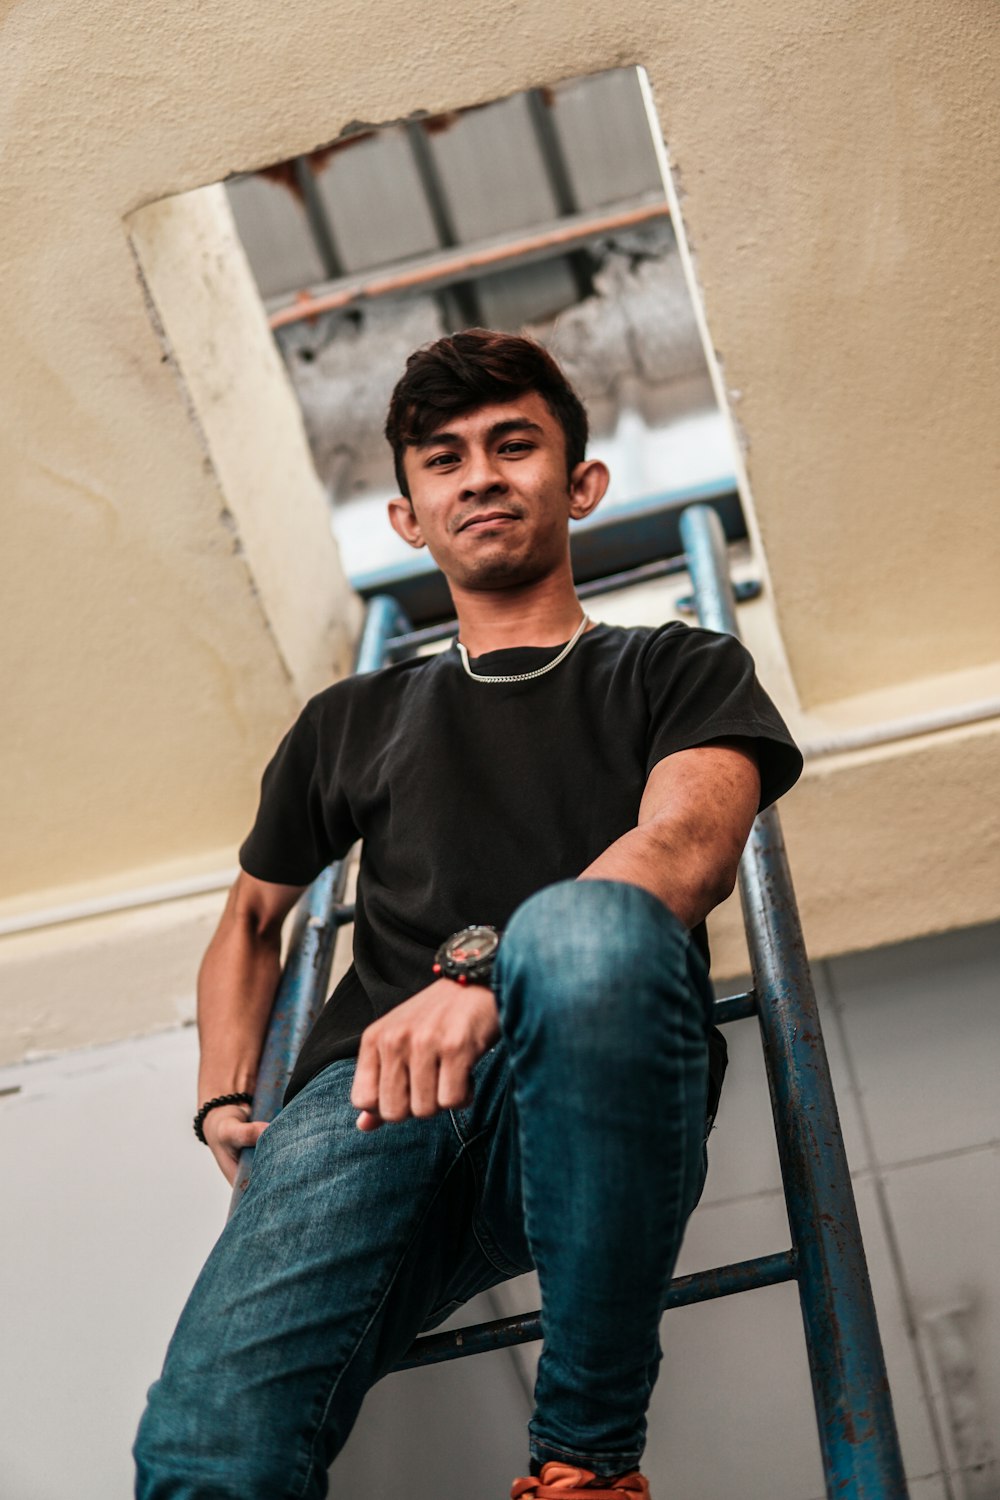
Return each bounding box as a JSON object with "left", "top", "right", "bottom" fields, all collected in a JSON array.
[{"left": 135, "top": 330, "right": 802, "bottom": 1499}]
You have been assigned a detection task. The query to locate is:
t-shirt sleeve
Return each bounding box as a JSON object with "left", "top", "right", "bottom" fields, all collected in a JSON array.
[
  {"left": 238, "top": 699, "right": 358, "bottom": 886},
  {"left": 642, "top": 624, "right": 803, "bottom": 812}
]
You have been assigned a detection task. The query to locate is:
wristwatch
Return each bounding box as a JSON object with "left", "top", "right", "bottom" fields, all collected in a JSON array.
[{"left": 433, "top": 925, "right": 501, "bottom": 987}]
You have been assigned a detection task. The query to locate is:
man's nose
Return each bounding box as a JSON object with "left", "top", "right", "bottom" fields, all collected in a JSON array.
[{"left": 459, "top": 450, "right": 506, "bottom": 500}]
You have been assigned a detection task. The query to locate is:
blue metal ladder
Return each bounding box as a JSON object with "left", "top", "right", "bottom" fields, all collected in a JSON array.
[{"left": 232, "top": 503, "right": 909, "bottom": 1499}]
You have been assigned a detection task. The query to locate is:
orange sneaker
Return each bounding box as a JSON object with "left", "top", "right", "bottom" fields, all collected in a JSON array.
[{"left": 511, "top": 1462, "right": 651, "bottom": 1498}]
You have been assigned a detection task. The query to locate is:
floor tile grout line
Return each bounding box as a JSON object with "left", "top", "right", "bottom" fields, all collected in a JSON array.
[
  {"left": 867, "top": 1137, "right": 1000, "bottom": 1176},
  {"left": 696, "top": 1140, "right": 999, "bottom": 1216}
]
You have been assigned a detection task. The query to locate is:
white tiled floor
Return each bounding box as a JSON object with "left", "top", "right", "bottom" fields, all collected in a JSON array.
[
  {"left": 882, "top": 1146, "right": 1000, "bottom": 1493},
  {"left": 825, "top": 924, "right": 1000, "bottom": 1166},
  {"left": 0, "top": 1027, "right": 227, "bottom": 1500},
  {"left": 703, "top": 968, "right": 870, "bottom": 1209},
  {"left": 1, "top": 922, "right": 997, "bottom": 1499},
  {"left": 903, "top": 1475, "right": 950, "bottom": 1500}
]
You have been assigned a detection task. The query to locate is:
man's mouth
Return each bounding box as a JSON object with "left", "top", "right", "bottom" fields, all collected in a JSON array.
[{"left": 458, "top": 511, "right": 519, "bottom": 532}]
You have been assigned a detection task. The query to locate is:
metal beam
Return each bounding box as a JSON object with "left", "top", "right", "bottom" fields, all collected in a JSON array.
[
  {"left": 525, "top": 87, "right": 594, "bottom": 304},
  {"left": 293, "top": 157, "right": 344, "bottom": 281},
  {"left": 268, "top": 198, "right": 669, "bottom": 331},
  {"left": 404, "top": 121, "right": 480, "bottom": 327}
]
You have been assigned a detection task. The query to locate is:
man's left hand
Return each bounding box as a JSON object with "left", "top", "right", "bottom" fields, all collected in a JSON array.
[{"left": 350, "top": 978, "right": 501, "bottom": 1131}]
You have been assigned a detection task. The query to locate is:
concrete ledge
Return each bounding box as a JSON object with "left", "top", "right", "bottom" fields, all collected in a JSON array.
[
  {"left": 0, "top": 892, "right": 225, "bottom": 1067},
  {"left": 1, "top": 714, "right": 997, "bottom": 1066}
]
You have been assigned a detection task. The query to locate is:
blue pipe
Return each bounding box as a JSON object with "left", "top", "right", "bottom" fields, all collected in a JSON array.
[
  {"left": 229, "top": 596, "right": 411, "bottom": 1212},
  {"left": 679, "top": 504, "right": 908, "bottom": 1499}
]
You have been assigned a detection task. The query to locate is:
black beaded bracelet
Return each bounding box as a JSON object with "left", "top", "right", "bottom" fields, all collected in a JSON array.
[{"left": 193, "top": 1091, "right": 254, "bottom": 1144}]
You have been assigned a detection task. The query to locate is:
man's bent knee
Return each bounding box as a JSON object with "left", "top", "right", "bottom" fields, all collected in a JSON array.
[{"left": 496, "top": 879, "right": 696, "bottom": 1036}]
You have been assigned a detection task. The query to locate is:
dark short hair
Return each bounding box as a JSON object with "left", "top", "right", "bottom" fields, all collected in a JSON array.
[{"left": 384, "top": 328, "right": 588, "bottom": 498}]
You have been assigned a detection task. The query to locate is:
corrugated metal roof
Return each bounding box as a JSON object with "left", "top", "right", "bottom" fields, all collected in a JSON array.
[
  {"left": 225, "top": 173, "right": 325, "bottom": 301},
  {"left": 312, "top": 128, "right": 441, "bottom": 273},
  {"left": 226, "top": 67, "right": 665, "bottom": 315}
]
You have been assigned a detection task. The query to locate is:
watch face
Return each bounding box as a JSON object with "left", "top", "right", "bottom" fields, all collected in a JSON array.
[{"left": 445, "top": 926, "right": 499, "bottom": 963}]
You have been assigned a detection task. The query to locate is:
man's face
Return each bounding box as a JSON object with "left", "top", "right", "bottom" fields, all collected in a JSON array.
[{"left": 388, "top": 391, "right": 606, "bottom": 592}]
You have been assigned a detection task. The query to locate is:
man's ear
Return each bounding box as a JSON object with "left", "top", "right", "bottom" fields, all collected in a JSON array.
[
  {"left": 387, "top": 496, "right": 426, "bottom": 549},
  {"left": 567, "top": 458, "right": 610, "bottom": 523}
]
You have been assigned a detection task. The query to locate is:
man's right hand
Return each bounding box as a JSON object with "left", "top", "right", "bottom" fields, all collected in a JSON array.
[
  {"left": 196, "top": 872, "right": 306, "bottom": 1186},
  {"left": 202, "top": 1104, "right": 270, "bottom": 1185}
]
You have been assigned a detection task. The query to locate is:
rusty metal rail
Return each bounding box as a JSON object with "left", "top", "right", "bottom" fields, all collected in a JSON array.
[{"left": 679, "top": 504, "right": 908, "bottom": 1498}]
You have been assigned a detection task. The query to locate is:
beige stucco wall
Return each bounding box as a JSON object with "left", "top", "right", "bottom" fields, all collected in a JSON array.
[
  {"left": 1, "top": 0, "right": 998, "bottom": 1061},
  {"left": 647, "top": 5, "right": 1000, "bottom": 706},
  {"left": 1, "top": 3, "right": 361, "bottom": 915}
]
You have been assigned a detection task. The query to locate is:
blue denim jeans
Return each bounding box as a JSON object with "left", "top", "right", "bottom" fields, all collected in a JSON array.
[{"left": 135, "top": 879, "right": 715, "bottom": 1497}]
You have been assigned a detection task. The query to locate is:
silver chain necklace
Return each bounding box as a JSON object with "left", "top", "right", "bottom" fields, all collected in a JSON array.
[{"left": 455, "top": 614, "right": 591, "bottom": 684}]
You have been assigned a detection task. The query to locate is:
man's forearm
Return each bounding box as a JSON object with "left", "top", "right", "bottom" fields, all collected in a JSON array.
[
  {"left": 578, "top": 820, "right": 732, "bottom": 930},
  {"left": 578, "top": 742, "right": 760, "bottom": 928},
  {"left": 196, "top": 908, "right": 283, "bottom": 1105}
]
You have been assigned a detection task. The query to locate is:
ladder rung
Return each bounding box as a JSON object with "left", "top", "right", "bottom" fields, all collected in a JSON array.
[
  {"left": 392, "top": 1249, "right": 796, "bottom": 1371},
  {"left": 712, "top": 990, "right": 757, "bottom": 1024}
]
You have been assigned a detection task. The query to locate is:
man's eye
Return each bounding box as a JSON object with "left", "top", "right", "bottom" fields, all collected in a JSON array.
[
  {"left": 427, "top": 453, "right": 458, "bottom": 467},
  {"left": 500, "top": 441, "right": 533, "bottom": 455}
]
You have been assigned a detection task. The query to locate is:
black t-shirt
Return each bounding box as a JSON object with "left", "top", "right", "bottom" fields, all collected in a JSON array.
[{"left": 239, "top": 621, "right": 803, "bottom": 1107}]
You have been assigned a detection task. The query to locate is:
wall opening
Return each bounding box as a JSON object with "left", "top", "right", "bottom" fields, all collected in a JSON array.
[{"left": 130, "top": 66, "right": 746, "bottom": 631}]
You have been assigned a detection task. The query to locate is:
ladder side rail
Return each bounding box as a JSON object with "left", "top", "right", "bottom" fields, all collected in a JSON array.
[
  {"left": 220, "top": 557, "right": 899, "bottom": 1467},
  {"left": 229, "top": 597, "right": 410, "bottom": 1213},
  {"left": 680, "top": 503, "right": 907, "bottom": 1499}
]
